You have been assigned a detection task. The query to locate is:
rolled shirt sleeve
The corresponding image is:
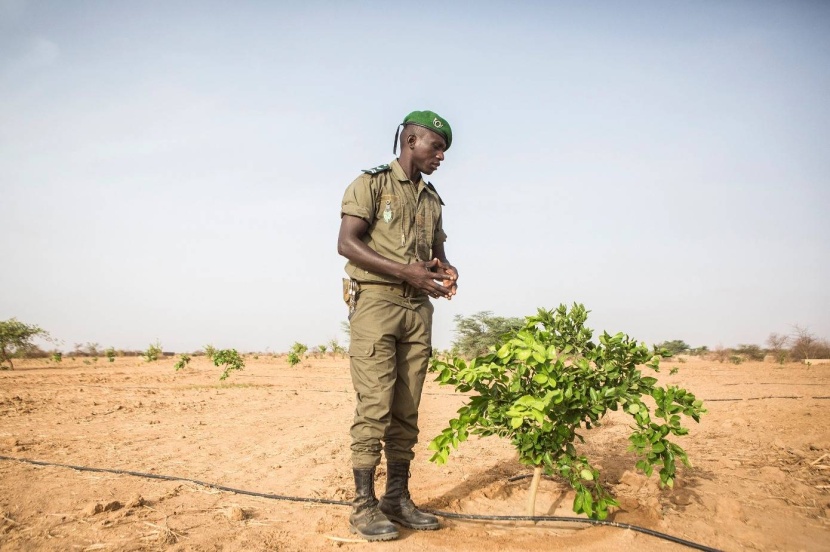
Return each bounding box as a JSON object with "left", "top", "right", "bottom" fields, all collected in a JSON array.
[
  {"left": 433, "top": 212, "right": 447, "bottom": 246},
  {"left": 341, "top": 175, "right": 375, "bottom": 223}
]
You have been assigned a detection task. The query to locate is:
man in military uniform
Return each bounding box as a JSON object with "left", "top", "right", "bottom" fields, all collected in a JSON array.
[{"left": 337, "top": 110, "right": 458, "bottom": 541}]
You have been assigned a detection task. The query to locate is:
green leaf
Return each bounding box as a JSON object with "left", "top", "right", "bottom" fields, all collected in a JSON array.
[
  {"left": 580, "top": 469, "right": 594, "bottom": 481},
  {"left": 627, "top": 403, "right": 640, "bottom": 414},
  {"left": 573, "top": 492, "right": 584, "bottom": 513},
  {"left": 532, "top": 373, "right": 549, "bottom": 385}
]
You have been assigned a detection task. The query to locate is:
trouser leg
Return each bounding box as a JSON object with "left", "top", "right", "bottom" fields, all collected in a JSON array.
[
  {"left": 384, "top": 301, "right": 433, "bottom": 463},
  {"left": 348, "top": 293, "right": 402, "bottom": 468}
]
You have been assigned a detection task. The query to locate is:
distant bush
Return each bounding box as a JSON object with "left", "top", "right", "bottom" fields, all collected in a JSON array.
[
  {"left": 790, "top": 326, "right": 830, "bottom": 361},
  {"left": 766, "top": 333, "right": 789, "bottom": 365},
  {"left": 734, "top": 344, "right": 764, "bottom": 361},
  {"left": 451, "top": 312, "right": 524, "bottom": 358},
  {"left": 711, "top": 346, "right": 730, "bottom": 363},
  {"left": 688, "top": 346, "right": 709, "bottom": 356},
  {"left": 655, "top": 340, "right": 690, "bottom": 357},
  {"left": 203, "top": 344, "right": 217, "bottom": 360}
]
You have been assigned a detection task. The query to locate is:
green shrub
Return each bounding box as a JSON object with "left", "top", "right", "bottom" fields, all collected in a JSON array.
[
  {"left": 143, "top": 341, "right": 162, "bottom": 362},
  {"left": 174, "top": 354, "right": 192, "bottom": 372},
  {"left": 287, "top": 342, "right": 308, "bottom": 367},
  {"left": 429, "top": 304, "right": 706, "bottom": 520}
]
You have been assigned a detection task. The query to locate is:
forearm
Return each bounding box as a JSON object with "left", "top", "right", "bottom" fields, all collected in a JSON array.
[{"left": 432, "top": 242, "right": 452, "bottom": 266}]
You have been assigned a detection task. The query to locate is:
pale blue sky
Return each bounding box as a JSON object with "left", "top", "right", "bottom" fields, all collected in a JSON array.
[{"left": 1, "top": 0, "right": 828, "bottom": 353}]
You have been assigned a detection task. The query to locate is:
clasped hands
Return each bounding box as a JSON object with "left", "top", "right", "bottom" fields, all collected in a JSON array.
[{"left": 404, "top": 258, "right": 458, "bottom": 300}]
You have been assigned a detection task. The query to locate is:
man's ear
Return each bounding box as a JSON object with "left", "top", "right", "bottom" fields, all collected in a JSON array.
[{"left": 407, "top": 133, "right": 417, "bottom": 149}]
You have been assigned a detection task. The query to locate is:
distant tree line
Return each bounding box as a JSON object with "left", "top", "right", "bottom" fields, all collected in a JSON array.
[
  {"left": 442, "top": 313, "right": 829, "bottom": 366},
  {"left": 3, "top": 315, "right": 828, "bottom": 369}
]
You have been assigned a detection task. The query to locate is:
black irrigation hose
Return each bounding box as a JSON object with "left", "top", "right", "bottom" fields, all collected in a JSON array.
[
  {"left": 7, "top": 381, "right": 830, "bottom": 401},
  {"left": 0, "top": 455, "right": 721, "bottom": 552}
]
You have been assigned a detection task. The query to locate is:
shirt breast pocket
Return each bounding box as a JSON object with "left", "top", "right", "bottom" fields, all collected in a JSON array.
[{"left": 377, "top": 194, "right": 400, "bottom": 225}]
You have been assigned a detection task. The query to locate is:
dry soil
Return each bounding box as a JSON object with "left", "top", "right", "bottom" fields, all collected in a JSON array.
[{"left": 1, "top": 356, "right": 828, "bottom": 551}]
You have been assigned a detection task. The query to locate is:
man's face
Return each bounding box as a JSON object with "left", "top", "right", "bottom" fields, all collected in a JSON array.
[{"left": 410, "top": 128, "right": 447, "bottom": 176}]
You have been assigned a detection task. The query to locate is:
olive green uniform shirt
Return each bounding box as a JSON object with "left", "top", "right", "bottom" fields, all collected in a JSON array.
[{"left": 340, "top": 159, "right": 447, "bottom": 284}]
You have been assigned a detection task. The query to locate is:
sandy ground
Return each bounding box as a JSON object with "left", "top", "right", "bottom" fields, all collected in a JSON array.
[{"left": 1, "top": 355, "right": 828, "bottom": 552}]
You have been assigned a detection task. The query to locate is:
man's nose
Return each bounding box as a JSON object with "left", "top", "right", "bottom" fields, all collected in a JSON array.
[{"left": 436, "top": 150, "right": 445, "bottom": 161}]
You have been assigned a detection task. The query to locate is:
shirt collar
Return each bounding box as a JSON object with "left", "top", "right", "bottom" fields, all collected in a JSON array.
[{"left": 390, "top": 159, "right": 412, "bottom": 183}]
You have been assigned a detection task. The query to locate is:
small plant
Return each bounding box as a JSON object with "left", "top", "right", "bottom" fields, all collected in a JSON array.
[
  {"left": 214, "top": 349, "right": 245, "bottom": 380},
  {"left": 767, "top": 333, "right": 789, "bottom": 365},
  {"left": 51, "top": 351, "right": 63, "bottom": 363},
  {"left": 328, "top": 338, "right": 346, "bottom": 358},
  {"left": 253, "top": 354, "right": 259, "bottom": 360},
  {"left": 203, "top": 344, "right": 217, "bottom": 360},
  {"left": 729, "top": 354, "right": 743, "bottom": 365},
  {"left": 318, "top": 344, "right": 328, "bottom": 357},
  {"left": 105, "top": 347, "right": 116, "bottom": 363},
  {"left": 174, "top": 354, "right": 192, "bottom": 372},
  {"left": 287, "top": 342, "right": 308, "bottom": 367},
  {"left": 143, "top": 341, "right": 163, "bottom": 362},
  {"left": 428, "top": 304, "right": 706, "bottom": 521}
]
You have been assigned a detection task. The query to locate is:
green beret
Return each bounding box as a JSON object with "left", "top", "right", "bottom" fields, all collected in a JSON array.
[{"left": 402, "top": 110, "right": 452, "bottom": 150}]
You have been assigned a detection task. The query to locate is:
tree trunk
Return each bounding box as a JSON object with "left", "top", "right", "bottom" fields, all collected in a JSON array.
[{"left": 526, "top": 466, "right": 542, "bottom": 517}]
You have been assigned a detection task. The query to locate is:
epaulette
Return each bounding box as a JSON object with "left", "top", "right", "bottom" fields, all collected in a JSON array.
[
  {"left": 362, "top": 164, "right": 391, "bottom": 175},
  {"left": 426, "top": 182, "right": 445, "bottom": 205}
]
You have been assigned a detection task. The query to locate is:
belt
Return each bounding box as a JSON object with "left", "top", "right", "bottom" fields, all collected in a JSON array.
[{"left": 356, "top": 281, "right": 423, "bottom": 298}]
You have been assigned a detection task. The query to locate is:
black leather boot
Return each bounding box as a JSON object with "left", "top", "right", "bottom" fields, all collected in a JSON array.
[
  {"left": 379, "top": 462, "right": 440, "bottom": 530},
  {"left": 349, "top": 468, "right": 399, "bottom": 541}
]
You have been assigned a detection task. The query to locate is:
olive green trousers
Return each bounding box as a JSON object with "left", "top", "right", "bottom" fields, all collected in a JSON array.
[{"left": 348, "top": 289, "right": 434, "bottom": 468}]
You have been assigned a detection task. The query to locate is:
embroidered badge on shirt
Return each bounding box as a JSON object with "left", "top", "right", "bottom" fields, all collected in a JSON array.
[{"left": 383, "top": 200, "right": 393, "bottom": 223}]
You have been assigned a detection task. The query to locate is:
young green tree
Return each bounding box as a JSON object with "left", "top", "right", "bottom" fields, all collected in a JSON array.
[
  {"left": 214, "top": 349, "right": 244, "bottom": 380},
  {"left": 0, "top": 318, "right": 49, "bottom": 370},
  {"left": 429, "top": 304, "right": 706, "bottom": 520},
  {"left": 287, "top": 342, "right": 308, "bottom": 367},
  {"left": 174, "top": 353, "right": 192, "bottom": 371},
  {"left": 451, "top": 311, "right": 524, "bottom": 358},
  {"left": 143, "top": 341, "right": 163, "bottom": 362}
]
